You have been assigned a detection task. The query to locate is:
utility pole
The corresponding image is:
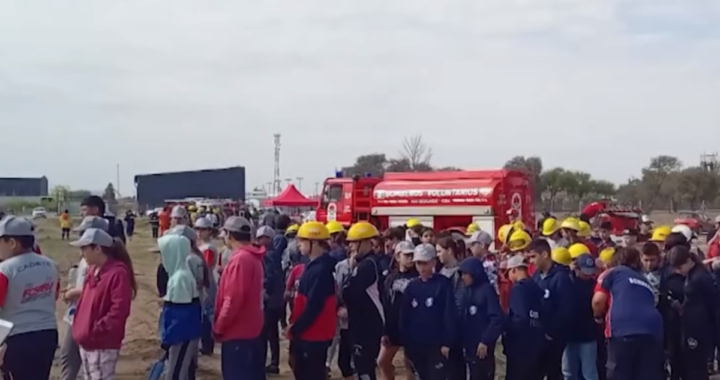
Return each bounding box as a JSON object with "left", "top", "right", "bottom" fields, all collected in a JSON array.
[
  {"left": 116, "top": 164, "right": 121, "bottom": 197},
  {"left": 273, "top": 134, "right": 282, "bottom": 195},
  {"left": 314, "top": 182, "right": 320, "bottom": 196},
  {"left": 265, "top": 182, "right": 272, "bottom": 195},
  {"left": 296, "top": 177, "right": 304, "bottom": 192},
  {"left": 285, "top": 178, "right": 292, "bottom": 187}
]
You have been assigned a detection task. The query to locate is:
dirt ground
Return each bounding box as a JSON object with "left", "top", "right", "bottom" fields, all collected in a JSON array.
[
  {"left": 38, "top": 211, "right": 715, "bottom": 379},
  {"left": 41, "top": 218, "right": 423, "bottom": 380}
]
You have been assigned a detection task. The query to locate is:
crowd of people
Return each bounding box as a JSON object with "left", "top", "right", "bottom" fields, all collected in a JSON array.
[{"left": 1, "top": 197, "right": 720, "bottom": 380}]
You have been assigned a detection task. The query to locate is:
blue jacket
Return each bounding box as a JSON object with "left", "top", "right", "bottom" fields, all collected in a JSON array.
[
  {"left": 400, "top": 274, "right": 457, "bottom": 347},
  {"left": 533, "top": 263, "right": 574, "bottom": 341},
  {"left": 567, "top": 274, "right": 597, "bottom": 343},
  {"left": 503, "top": 278, "right": 545, "bottom": 356},
  {"left": 458, "top": 258, "right": 504, "bottom": 360}
]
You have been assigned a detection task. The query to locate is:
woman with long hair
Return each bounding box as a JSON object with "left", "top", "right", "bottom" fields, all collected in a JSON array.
[
  {"left": 378, "top": 241, "right": 418, "bottom": 380},
  {"left": 71, "top": 228, "right": 136, "bottom": 380}
]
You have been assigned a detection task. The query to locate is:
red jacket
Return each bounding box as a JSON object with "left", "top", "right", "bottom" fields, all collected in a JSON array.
[
  {"left": 72, "top": 260, "right": 133, "bottom": 350},
  {"left": 214, "top": 244, "right": 265, "bottom": 341}
]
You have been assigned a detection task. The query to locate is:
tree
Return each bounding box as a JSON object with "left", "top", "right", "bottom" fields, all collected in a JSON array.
[
  {"left": 504, "top": 156, "right": 544, "bottom": 198},
  {"left": 675, "top": 167, "right": 720, "bottom": 210},
  {"left": 616, "top": 178, "right": 643, "bottom": 205},
  {"left": 640, "top": 155, "right": 683, "bottom": 212},
  {"left": 539, "top": 168, "right": 570, "bottom": 211},
  {"left": 342, "top": 153, "right": 389, "bottom": 177},
  {"left": 591, "top": 180, "right": 617, "bottom": 197},
  {"left": 342, "top": 135, "right": 455, "bottom": 176},
  {"left": 399, "top": 135, "right": 433, "bottom": 171}
]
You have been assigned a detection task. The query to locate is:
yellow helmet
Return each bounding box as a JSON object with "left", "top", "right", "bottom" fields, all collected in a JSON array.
[
  {"left": 497, "top": 224, "right": 513, "bottom": 244},
  {"left": 568, "top": 243, "right": 590, "bottom": 259},
  {"left": 599, "top": 247, "right": 616, "bottom": 265},
  {"left": 512, "top": 220, "right": 525, "bottom": 231},
  {"left": 650, "top": 225, "right": 672, "bottom": 242},
  {"left": 542, "top": 218, "right": 560, "bottom": 236},
  {"left": 286, "top": 224, "right": 300, "bottom": 235},
  {"left": 406, "top": 218, "right": 422, "bottom": 228},
  {"left": 297, "top": 221, "right": 331, "bottom": 241},
  {"left": 551, "top": 247, "right": 573, "bottom": 266},
  {"left": 560, "top": 217, "right": 580, "bottom": 231},
  {"left": 507, "top": 229, "right": 532, "bottom": 252},
  {"left": 466, "top": 223, "right": 479, "bottom": 236},
  {"left": 578, "top": 221, "right": 592, "bottom": 238},
  {"left": 326, "top": 221, "right": 345, "bottom": 235},
  {"left": 188, "top": 205, "right": 196, "bottom": 211},
  {"left": 347, "top": 221, "right": 380, "bottom": 242}
]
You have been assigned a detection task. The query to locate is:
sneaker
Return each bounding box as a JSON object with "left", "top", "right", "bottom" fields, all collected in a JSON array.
[{"left": 265, "top": 365, "right": 280, "bottom": 375}]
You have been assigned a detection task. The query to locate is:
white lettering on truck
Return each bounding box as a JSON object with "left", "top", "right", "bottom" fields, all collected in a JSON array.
[{"left": 374, "top": 187, "right": 493, "bottom": 199}]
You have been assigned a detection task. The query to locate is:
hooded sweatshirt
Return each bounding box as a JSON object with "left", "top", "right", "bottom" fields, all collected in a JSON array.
[
  {"left": 214, "top": 244, "right": 265, "bottom": 341},
  {"left": 158, "top": 235, "right": 202, "bottom": 346},
  {"left": 504, "top": 278, "right": 545, "bottom": 356},
  {"left": 533, "top": 263, "right": 574, "bottom": 341},
  {"left": 72, "top": 260, "right": 133, "bottom": 350},
  {"left": 383, "top": 267, "right": 419, "bottom": 344},
  {"left": 458, "top": 258, "right": 504, "bottom": 360},
  {"left": 400, "top": 273, "right": 457, "bottom": 347}
]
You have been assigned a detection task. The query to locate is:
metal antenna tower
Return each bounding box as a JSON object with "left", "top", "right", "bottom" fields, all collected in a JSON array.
[
  {"left": 273, "top": 134, "right": 282, "bottom": 195},
  {"left": 700, "top": 152, "right": 719, "bottom": 172}
]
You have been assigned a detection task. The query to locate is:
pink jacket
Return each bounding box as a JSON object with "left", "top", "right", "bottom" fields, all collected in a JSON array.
[
  {"left": 72, "top": 260, "right": 132, "bottom": 350},
  {"left": 214, "top": 244, "right": 265, "bottom": 341}
]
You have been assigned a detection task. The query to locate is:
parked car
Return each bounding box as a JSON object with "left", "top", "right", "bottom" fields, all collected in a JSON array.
[
  {"left": 32, "top": 207, "right": 48, "bottom": 219},
  {"left": 674, "top": 210, "right": 714, "bottom": 234}
]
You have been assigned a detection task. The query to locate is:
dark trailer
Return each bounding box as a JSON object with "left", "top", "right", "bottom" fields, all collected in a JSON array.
[
  {"left": 0, "top": 176, "right": 49, "bottom": 197},
  {"left": 135, "top": 166, "right": 245, "bottom": 209}
]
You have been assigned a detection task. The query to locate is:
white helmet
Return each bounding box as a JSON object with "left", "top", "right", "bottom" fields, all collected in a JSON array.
[{"left": 671, "top": 224, "right": 694, "bottom": 241}]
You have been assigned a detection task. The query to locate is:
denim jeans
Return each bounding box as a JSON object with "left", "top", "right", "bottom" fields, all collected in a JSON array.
[
  {"left": 562, "top": 341, "right": 599, "bottom": 380},
  {"left": 221, "top": 336, "right": 265, "bottom": 380}
]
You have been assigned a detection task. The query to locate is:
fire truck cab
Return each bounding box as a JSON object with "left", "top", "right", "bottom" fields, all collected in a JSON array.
[{"left": 316, "top": 170, "right": 534, "bottom": 244}]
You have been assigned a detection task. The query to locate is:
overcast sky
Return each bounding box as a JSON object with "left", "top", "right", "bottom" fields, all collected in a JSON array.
[{"left": 1, "top": 0, "right": 718, "bottom": 195}]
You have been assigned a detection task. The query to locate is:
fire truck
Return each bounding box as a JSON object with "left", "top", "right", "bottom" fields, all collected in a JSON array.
[
  {"left": 315, "top": 169, "right": 534, "bottom": 241},
  {"left": 581, "top": 200, "right": 642, "bottom": 235}
]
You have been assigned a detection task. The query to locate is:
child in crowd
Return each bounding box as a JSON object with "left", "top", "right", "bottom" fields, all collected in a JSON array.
[
  {"left": 458, "top": 257, "right": 504, "bottom": 380},
  {"left": 0, "top": 216, "right": 59, "bottom": 380},
  {"left": 70, "top": 228, "right": 135, "bottom": 380},
  {"left": 503, "top": 255, "right": 545, "bottom": 380},
  {"left": 401, "top": 244, "right": 456, "bottom": 380},
  {"left": 378, "top": 241, "right": 418, "bottom": 380},
  {"left": 158, "top": 234, "right": 203, "bottom": 380}
]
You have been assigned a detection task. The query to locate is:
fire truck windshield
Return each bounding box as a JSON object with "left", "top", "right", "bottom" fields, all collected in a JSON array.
[{"left": 321, "top": 184, "right": 343, "bottom": 208}]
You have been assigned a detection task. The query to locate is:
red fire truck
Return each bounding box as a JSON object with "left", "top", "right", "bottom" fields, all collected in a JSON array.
[{"left": 316, "top": 170, "right": 534, "bottom": 241}]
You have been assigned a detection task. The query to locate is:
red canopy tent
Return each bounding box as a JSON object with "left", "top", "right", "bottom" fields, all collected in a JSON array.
[{"left": 264, "top": 185, "right": 318, "bottom": 207}]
